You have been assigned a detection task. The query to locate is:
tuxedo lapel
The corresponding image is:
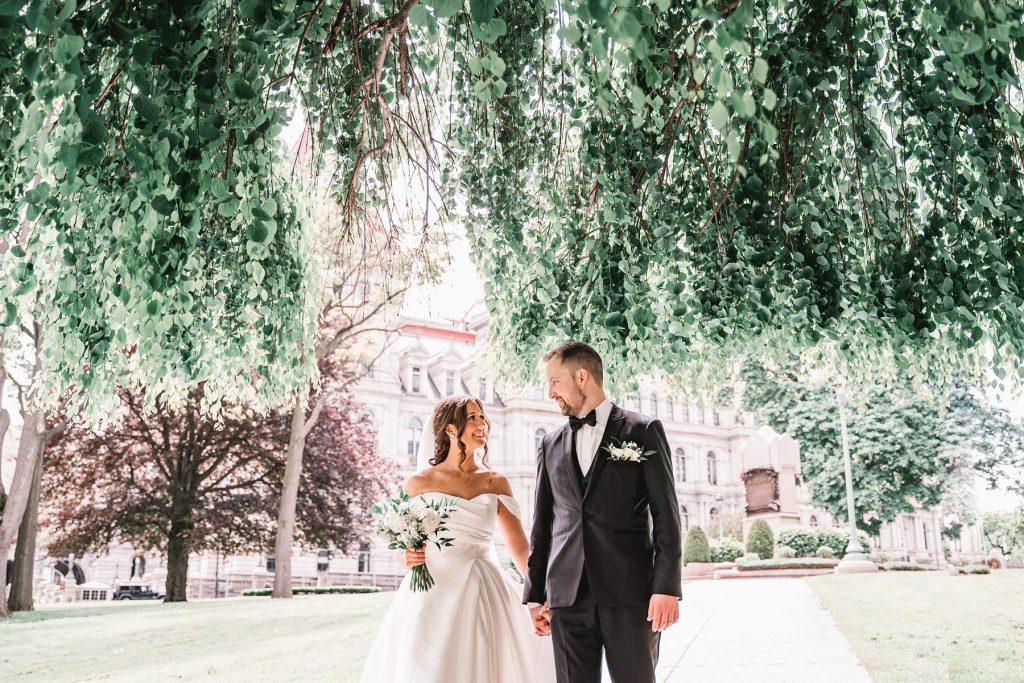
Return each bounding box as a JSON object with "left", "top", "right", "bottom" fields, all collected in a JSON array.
[
  {"left": 558, "top": 424, "right": 584, "bottom": 501},
  {"left": 583, "top": 404, "right": 626, "bottom": 502}
]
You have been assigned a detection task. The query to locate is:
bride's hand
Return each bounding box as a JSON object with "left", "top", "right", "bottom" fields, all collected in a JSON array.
[{"left": 403, "top": 546, "right": 426, "bottom": 569}]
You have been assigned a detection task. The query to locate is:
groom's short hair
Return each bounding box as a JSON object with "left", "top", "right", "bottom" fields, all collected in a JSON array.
[{"left": 544, "top": 341, "right": 604, "bottom": 387}]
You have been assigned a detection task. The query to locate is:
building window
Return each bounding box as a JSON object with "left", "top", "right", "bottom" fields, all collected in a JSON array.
[
  {"left": 317, "top": 550, "right": 330, "bottom": 572},
  {"left": 706, "top": 451, "right": 718, "bottom": 485},
  {"left": 674, "top": 448, "right": 686, "bottom": 482},
  {"left": 266, "top": 554, "right": 276, "bottom": 573},
  {"left": 650, "top": 394, "right": 658, "bottom": 418},
  {"left": 534, "top": 428, "right": 547, "bottom": 452},
  {"left": 479, "top": 379, "right": 488, "bottom": 403},
  {"left": 697, "top": 403, "right": 705, "bottom": 424},
  {"left": 809, "top": 515, "right": 819, "bottom": 528},
  {"left": 922, "top": 522, "right": 930, "bottom": 550},
  {"left": 709, "top": 507, "right": 719, "bottom": 531},
  {"left": 446, "top": 370, "right": 455, "bottom": 396},
  {"left": 357, "top": 544, "right": 371, "bottom": 573},
  {"left": 666, "top": 396, "right": 674, "bottom": 421},
  {"left": 407, "top": 417, "right": 423, "bottom": 465},
  {"left": 680, "top": 505, "right": 689, "bottom": 530},
  {"left": 412, "top": 366, "right": 422, "bottom": 393},
  {"left": 713, "top": 409, "right": 720, "bottom": 426}
]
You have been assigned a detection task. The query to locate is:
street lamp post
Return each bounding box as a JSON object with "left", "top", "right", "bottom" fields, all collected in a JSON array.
[{"left": 833, "top": 384, "right": 878, "bottom": 574}]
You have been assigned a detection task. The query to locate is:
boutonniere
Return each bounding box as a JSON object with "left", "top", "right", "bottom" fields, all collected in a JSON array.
[{"left": 604, "top": 439, "right": 655, "bottom": 463}]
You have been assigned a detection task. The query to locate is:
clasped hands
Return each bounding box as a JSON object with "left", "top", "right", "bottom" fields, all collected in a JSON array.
[{"left": 530, "top": 593, "right": 678, "bottom": 636}]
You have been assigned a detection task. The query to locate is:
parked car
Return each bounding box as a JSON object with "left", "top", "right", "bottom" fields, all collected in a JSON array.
[{"left": 112, "top": 585, "right": 164, "bottom": 600}]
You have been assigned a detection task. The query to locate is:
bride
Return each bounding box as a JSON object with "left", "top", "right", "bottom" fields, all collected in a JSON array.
[{"left": 359, "top": 396, "right": 556, "bottom": 682}]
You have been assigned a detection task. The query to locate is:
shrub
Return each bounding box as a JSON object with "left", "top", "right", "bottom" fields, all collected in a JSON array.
[
  {"left": 881, "top": 561, "right": 926, "bottom": 571},
  {"left": 867, "top": 552, "right": 890, "bottom": 564},
  {"left": 815, "top": 545, "right": 835, "bottom": 559},
  {"left": 815, "top": 528, "right": 849, "bottom": 558},
  {"left": 241, "top": 586, "right": 381, "bottom": 597},
  {"left": 962, "top": 564, "right": 991, "bottom": 575},
  {"left": 948, "top": 555, "right": 972, "bottom": 568},
  {"left": 684, "top": 525, "right": 711, "bottom": 565},
  {"left": 735, "top": 557, "right": 839, "bottom": 571},
  {"left": 775, "top": 545, "right": 798, "bottom": 559},
  {"left": 741, "top": 553, "right": 761, "bottom": 562},
  {"left": 775, "top": 526, "right": 822, "bottom": 557},
  {"left": 709, "top": 537, "right": 744, "bottom": 563},
  {"left": 746, "top": 519, "right": 774, "bottom": 560}
]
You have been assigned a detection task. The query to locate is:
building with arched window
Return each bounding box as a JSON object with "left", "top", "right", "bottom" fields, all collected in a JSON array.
[
  {"left": 674, "top": 448, "right": 686, "bottom": 483},
  {"left": 706, "top": 451, "right": 718, "bottom": 486},
  {"left": 534, "top": 428, "right": 547, "bottom": 453}
]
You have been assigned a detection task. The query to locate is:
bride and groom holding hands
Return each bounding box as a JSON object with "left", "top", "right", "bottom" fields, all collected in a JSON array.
[{"left": 360, "top": 341, "right": 683, "bottom": 683}]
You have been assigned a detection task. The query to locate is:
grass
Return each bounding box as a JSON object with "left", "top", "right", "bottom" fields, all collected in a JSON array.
[
  {"left": 808, "top": 570, "right": 1024, "bottom": 683},
  {"left": 0, "top": 592, "right": 392, "bottom": 682}
]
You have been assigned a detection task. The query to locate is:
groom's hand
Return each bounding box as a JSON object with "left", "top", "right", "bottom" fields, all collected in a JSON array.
[
  {"left": 647, "top": 594, "right": 679, "bottom": 632},
  {"left": 530, "top": 603, "right": 551, "bottom": 636}
]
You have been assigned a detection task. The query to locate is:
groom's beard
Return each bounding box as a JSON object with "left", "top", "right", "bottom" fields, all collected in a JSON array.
[{"left": 555, "top": 387, "right": 586, "bottom": 416}]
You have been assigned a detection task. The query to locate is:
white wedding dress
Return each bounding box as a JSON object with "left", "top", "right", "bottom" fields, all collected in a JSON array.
[{"left": 359, "top": 492, "right": 556, "bottom": 683}]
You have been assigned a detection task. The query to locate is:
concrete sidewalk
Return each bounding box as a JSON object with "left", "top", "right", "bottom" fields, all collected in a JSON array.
[{"left": 622, "top": 578, "right": 871, "bottom": 683}]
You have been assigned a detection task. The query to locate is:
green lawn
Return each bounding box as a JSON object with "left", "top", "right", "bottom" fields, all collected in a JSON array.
[
  {"left": 0, "top": 593, "right": 392, "bottom": 682},
  {"left": 808, "top": 570, "right": 1024, "bottom": 683}
]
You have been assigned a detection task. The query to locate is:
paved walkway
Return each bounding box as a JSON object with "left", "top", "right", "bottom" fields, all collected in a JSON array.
[{"left": 604, "top": 579, "right": 873, "bottom": 683}]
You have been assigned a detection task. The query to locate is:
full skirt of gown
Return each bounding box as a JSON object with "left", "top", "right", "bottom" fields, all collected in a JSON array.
[{"left": 359, "top": 492, "right": 556, "bottom": 683}]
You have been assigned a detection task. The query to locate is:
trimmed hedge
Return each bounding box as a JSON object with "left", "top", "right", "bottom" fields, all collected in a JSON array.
[
  {"left": 775, "top": 525, "right": 874, "bottom": 558},
  {"left": 242, "top": 586, "right": 382, "bottom": 596},
  {"left": 815, "top": 546, "right": 835, "bottom": 559},
  {"left": 736, "top": 557, "right": 839, "bottom": 571},
  {"left": 962, "top": 564, "right": 991, "bottom": 575},
  {"left": 880, "top": 562, "right": 926, "bottom": 571},
  {"left": 684, "top": 525, "right": 712, "bottom": 565},
  {"left": 746, "top": 519, "right": 774, "bottom": 560},
  {"left": 709, "top": 537, "right": 744, "bottom": 563}
]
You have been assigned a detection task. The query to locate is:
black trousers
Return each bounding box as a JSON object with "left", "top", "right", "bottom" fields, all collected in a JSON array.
[{"left": 548, "top": 570, "right": 660, "bottom": 683}]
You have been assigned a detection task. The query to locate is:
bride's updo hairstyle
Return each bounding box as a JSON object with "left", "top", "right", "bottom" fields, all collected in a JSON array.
[{"left": 430, "top": 396, "right": 490, "bottom": 469}]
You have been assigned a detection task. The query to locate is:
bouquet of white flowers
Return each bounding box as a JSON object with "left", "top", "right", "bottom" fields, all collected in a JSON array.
[{"left": 372, "top": 491, "right": 457, "bottom": 592}]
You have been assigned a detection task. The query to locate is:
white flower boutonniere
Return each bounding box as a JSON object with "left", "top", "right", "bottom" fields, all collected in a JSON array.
[{"left": 604, "top": 439, "right": 655, "bottom": 463}]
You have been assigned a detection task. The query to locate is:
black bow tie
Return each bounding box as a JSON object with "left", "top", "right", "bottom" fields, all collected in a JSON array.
[{"left": 569, "top": 410, "right": 597, "bottom": 432}]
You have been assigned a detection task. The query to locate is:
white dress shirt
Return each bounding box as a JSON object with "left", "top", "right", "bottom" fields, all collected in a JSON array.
[{"left": 575, "top": 398, "right": 612, "bottom": 475}]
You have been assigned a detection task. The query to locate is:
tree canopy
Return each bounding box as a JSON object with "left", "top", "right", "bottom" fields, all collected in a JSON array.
[
  {"left": 42, "top": 387, "right": 393, "bottom": 601},
  {"left": 741, "top": 361, "right": 1023, "bottom": 536},
  {"left": 2, "top": 0, "right": 1023, "bottom": 417}
]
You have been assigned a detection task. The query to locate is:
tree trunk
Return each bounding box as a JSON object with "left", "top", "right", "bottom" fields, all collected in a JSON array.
[
  {"left": 272, "top": 393, "right": 312, "bottom": 598},
  {"left": 0, "top": 409, "right": 44, "bottom": 619},
  {"left": 8, "top": 447, "right": 44, "bottom": 612},
  {"left": 165, "top": 526, "right": 191, "bottom": 603}
]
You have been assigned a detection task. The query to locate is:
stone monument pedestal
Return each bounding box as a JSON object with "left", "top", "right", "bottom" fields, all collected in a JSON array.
[{"left": 740, "top": 427, "right": 803, "bottom": 545}]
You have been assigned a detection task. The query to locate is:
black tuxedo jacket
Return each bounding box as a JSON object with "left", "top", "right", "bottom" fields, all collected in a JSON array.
[{"left": 524, "top": 404, "right": 682, "bottom": 608}]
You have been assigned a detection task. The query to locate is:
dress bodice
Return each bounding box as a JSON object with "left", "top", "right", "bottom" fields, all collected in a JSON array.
[{"left": 417, "top": 492, "right": 520, "bottom": 561}]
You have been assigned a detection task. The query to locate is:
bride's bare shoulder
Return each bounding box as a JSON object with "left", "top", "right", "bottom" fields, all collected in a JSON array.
[
  {"left": 482, "top": 471, "right": 513, "bottom": 497},
  {"left": 403, "top": 469, "right": 437, "bottom": 496}
]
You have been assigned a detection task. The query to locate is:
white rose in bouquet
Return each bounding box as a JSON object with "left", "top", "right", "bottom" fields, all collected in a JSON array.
[{"left": 421, "top": 510, "right": 442, "bottom": 535}]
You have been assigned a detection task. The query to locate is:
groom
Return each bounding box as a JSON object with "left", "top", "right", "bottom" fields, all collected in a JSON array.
[{"left": 525, "top": 341, "right": 683, "bottom": 683}]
